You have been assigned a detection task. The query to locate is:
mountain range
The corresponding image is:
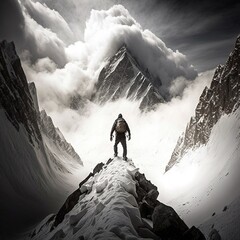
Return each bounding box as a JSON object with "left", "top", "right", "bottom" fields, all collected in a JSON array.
[
  {"left": 165, "top": 35, "right": 240, "bottom": 172},
  {"left": 0, "top": 40, "right": 83, "bottom": 236}
]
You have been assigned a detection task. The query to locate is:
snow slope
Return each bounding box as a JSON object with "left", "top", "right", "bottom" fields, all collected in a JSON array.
[{"left": 161, "top": 108, "right": 240, "bottom": 239}]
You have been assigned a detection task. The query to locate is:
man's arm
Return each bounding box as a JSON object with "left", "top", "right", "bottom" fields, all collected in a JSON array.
[
  {"left": 125, "top": 121, "right": 131, "bottom": 139},
  {"left": 110, "top": 120, "right": 116, "bottom": 137}
]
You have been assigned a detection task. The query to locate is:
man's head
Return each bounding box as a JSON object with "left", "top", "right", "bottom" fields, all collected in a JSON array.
[{"left": 118, "top": 113, "right": 122, "bottom": 118}]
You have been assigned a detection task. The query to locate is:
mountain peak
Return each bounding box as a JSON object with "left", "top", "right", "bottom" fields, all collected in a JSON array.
[{"left": 92, "top": 44, "right": 164, "bottom": 110}]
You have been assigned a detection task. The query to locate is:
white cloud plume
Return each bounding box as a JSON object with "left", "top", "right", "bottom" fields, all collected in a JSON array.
[
  {"left": 21, "top": 0, "right": 75, "bottom": 44},
  {"left": 19, "top": 0, "right": 68, "bottom": 66},
  {"left": 22, "top": 4, "right": 198, "bottom": 114}
]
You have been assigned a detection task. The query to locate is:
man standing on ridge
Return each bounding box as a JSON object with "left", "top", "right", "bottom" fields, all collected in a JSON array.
[{"left": 110, "top": 113, "right": 131, "bottom": 160}]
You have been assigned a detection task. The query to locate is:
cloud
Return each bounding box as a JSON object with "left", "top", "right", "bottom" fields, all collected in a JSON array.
[
  {"left": 19, "top": 1, "right": 68, "bottom": 66},
  {"left": 83, "top": 5, "right": 197, "bottom": 91},
  {"left": 21, "top": 0, "right": 75, "bottom": 44},
  {"left": 22, "top": 4, "right": 198, "bottom": 114}
]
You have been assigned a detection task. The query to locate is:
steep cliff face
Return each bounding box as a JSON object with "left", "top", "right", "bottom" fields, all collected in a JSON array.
[
  {"left": 0, "top": 40, "right": 41, "bottom": 145},
  {"left": 0, "top": 40, "right": 82, "bottom": 236},
  {"left": 28, "top": 158, "right": 205, "bottom": 240},
  {"left": 166, "top": 36, "right": 240, "bottom": 172},
  {"left": 92, "top": 45, "right": 165, "bottom": 110}
]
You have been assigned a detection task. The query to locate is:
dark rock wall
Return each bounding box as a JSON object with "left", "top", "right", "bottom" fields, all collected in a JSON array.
[{"left": 0, "top": 40, "right": 41, "bottom": 145}]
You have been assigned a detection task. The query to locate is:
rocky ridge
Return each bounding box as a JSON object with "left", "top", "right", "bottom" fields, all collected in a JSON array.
[
  {"left": 29, "top": 158, "right": 206, "bottom": 240},
  {"left": 166, "top": 35, "right": 240, "bottom": 172}
]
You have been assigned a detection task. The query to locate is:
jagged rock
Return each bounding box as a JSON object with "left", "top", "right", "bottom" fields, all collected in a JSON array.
[
  {"left": 166, "top": 35, "right": 240, "bottom": 172},
  {"left": 92, "top": 45, "right": 165, "bottom": 110},
  {"left": 139, "top": 201, "right": 155, "bottom": 219},
  {"left": 152, "top": 202, "right": 189, "bottom": 239},
  {"left": 208, "top": 229, "right": 221, "bottom": 240},
  {"left": 182, "top": 226, "right": 206, "bottom": 240},
  {"left": 135, "top": 172, "right": 158, "bottom": 193},
  {"left": 0, "top": 40, "right": 42, "bottom": 145},
  {"left": 135, "top": 171, "right": 160, "bottom": 219},
  {"left": 93, "top": 162, "right": 104, "bottom": 175}
]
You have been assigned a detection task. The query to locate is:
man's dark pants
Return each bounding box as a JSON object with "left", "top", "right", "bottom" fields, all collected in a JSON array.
[{"left": 114, "top": 134, "right": 127, "bottom": 158}]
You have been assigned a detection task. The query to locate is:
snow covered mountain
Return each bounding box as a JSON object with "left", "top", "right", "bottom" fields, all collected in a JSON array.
[
  {"left": 165, "top": 35, "right": 240, "bottom": 172},
  {"left": 39, "top": 109, "right": 82, "bottom": 171},
  {"left": 0, "top": 40, "right": 82, "bottom": 236},
  {"left": 92, "top": 45, "right": 165, "bottom": 110},
  {"left": 28, "top": 158, "right": 206, "bottom": 240}
]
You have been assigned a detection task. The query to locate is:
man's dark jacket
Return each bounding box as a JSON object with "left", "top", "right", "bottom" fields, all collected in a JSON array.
[{"left": 110, "top": 117, "right": 131, "bottom": 139}]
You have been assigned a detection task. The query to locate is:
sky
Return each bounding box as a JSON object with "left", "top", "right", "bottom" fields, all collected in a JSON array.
[{"left": 0, "top": 0, "right": 239, "bottom": 71}]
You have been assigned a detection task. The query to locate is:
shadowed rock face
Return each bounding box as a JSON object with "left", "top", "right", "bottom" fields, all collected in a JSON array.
[
  {"left": 0, "top": 40, "right": 41, "bottom": 145},
  {"left": 92, "top": 45, "right": 165, "bottom": 111},
  {"left": 166, "top": 36, "right": 240, "bottom": 172}
]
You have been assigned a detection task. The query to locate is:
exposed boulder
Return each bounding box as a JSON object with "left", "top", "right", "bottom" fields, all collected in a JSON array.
[{"left": 152, "top": 202, "right": 189, "bottom": 239}]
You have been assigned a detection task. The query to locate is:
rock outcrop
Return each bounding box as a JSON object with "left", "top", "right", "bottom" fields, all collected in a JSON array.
[{"left": 166, "top": 35, "right": 240, "bottom": 172}]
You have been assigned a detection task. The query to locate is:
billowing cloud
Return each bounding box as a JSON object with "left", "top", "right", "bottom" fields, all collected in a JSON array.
[
  {"left": 83, "top": 5, "right": 197, "bottom": 89},
  {"left": 21, "top": 0, "right": 75, "bottom": 44},
  {"left": 22, "top": 13, "right": 67, "bottom": 66},
  {"left": 23, "top": 4, "right": 198, "bottom": 113}
]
